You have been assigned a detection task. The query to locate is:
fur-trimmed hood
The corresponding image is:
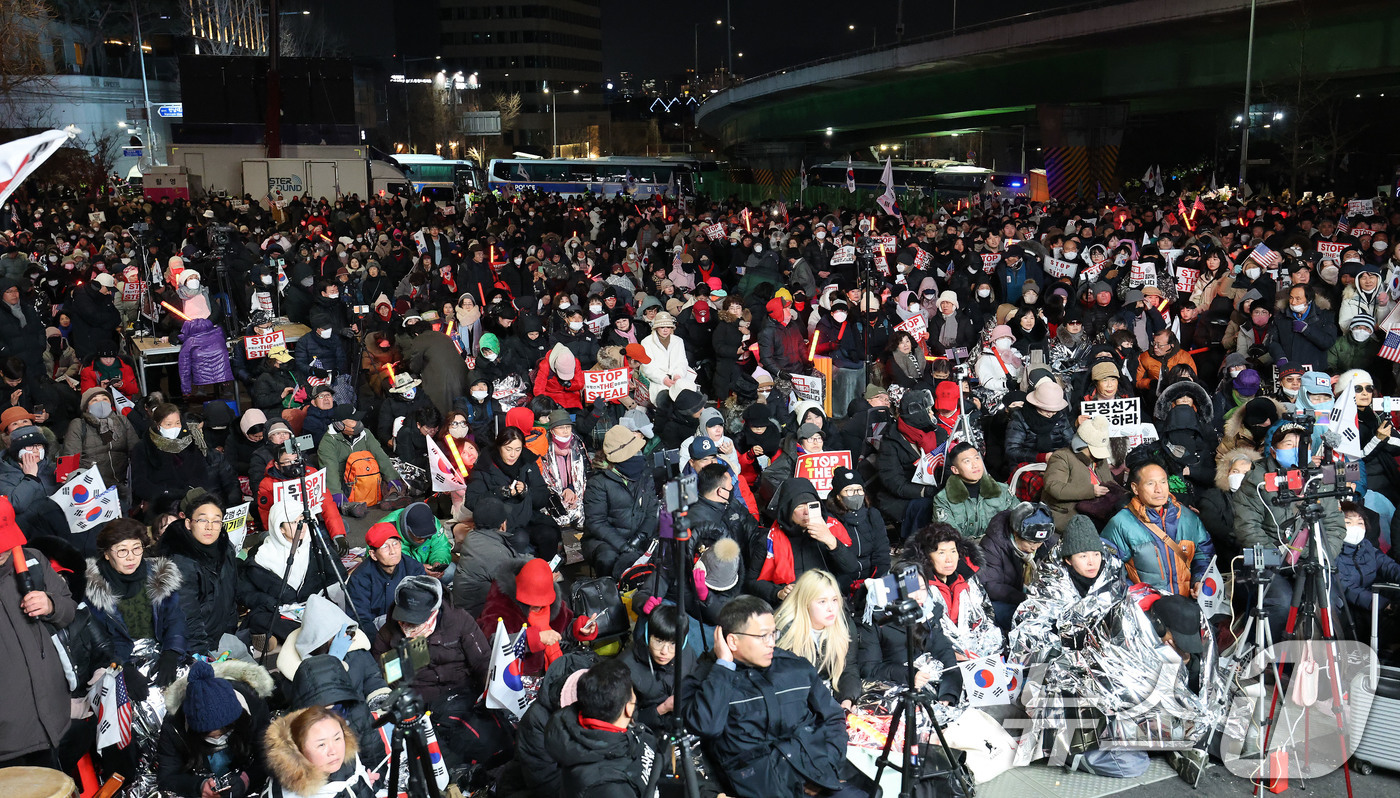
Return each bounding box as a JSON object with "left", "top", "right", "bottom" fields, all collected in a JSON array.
[
  {"left": 1220, "top": 395, "right": 1286, "bottom": 447},
  {"left": 264, "top": 711, "right": 363, "bottom": 798},
  {"left": 1214, "top": 447, "right": 1262, "bottom": 492},
  {"left": 1155, "top": 379, "right": 1213, "bottom": 422},
  {"left": 941, "top": 473, "right": 1006, "bottom": 504},
  {"left": 84, "top": 556, "right": 181, "bottom": 615},
  {"left": 163, "top": 658, "right": 275, "bottom": 711},
  {"left": 1272, "top": 291, "right": 1331, "bottom": 313}
]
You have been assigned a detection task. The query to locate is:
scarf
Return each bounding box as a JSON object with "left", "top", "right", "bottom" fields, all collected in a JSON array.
[
  {"left": 615, "top": 455, "right": 647, "bottom": 483},
  {"left": 938, "top": 314, "right": 960, "bottom": 348},
  {"left": 254, "top": 523, "right": 311, "bottom": 591},
  {"left": 4, "top": 300, "right": 26, "bottom": 328},
  {"left": 95, "top": 358, "right": 123, "bottom": 384},
  {"left": 459, "top": 303, "right": 481, "bottom": 327},
  {"left": 527, "top": 605, "right": 564, "bottom": 668},
  {"left": 1068, "top": 567, "right": 1098, "bottom": 597},
  {"left": 496, "top": 454, "right": 525, "bottom": 482},
  {"left": 936, "top": 409, "right": 959, "bottom": 436},
  {"left": 149, "top": 427, "right": 194, "bottom": 454},
  {"left": 898, "top": 417, "right": 941, "bottom": 454},
  {"left": 757, "top": 518, "right": 853, "bottom": 586},
  {"left": 892, "top": 349, "right": 925, "bottom": 381}
]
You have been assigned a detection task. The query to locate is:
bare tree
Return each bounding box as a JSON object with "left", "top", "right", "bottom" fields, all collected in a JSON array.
[
  {"left": 493, "top": 92, "right": 522, "bottom": 134},
  {"left": 0, "top": 0, "right": 55, "bottom": 114},
  {"left": 181, "top": 0, "right": 264, "bottom": 55}
]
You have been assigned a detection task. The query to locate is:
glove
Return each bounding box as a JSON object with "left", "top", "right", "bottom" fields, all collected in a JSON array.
[
  {"left": 153, "top": 649, "right": 183, "bottom": 688},
  {"left": 693, "top": 565, "right": 710, "bottom": 602},
  {"left": 332, "top": 493, "right": 346, "bottom": 507},
  {"left": 121, "top": 663, "right": 150, "bottom": 702},
  {"left": 1276, "top": 357, "right": 1289, "bottom": 368},
  {"left": 335, "top": 535, "right": 350, "bottom": 556},
  {"left": 593, "top": 398, "right": 607, "bottom": 413},
  {"left": 1292, "top": 320, "right": 1306, "bottom": 333},
  {"left": 777, "top": 371, "right": 792, "bottom": 382},
  {"left": 641, "top": 596, "right": 663, "bottom": 615}
]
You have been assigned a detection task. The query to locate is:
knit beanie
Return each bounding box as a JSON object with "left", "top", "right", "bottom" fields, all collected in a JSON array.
[
  {"left": 1060, "top": 515, "right": 1105, "bottom": 559},
  {"left": 182, "top": 660, "right": 243, "bottom": 733}
]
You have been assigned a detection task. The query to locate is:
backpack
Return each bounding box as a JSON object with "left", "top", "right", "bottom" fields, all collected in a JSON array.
[{"left": 345, "top": 450, "right": 382, "bottom": 505}]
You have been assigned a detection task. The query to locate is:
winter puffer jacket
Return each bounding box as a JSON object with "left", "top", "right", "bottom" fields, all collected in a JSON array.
[
  {"left": 84, "top": 556, "right": 189, "bottom": 661},
  {"left": 155, "top": 519, "right": 241, "bottom": 654},
  {"left": 287, "top": 655, "right": 384, "bottom": 765},
  {"left": 977, "top": 510, "right": 1060, "bottom": 607},
  {"left": 621, "top": 632, "right": 697, "bottom": 731},
  {"left": 156, "top": 660, "right": 274, "bottom": 798},
  {"left": 582, "top": 459, "right": 661, "bottom": 579},
  {"left": 62, "top": 388, "right": 140, "bottom": 488},
  {"left": 545, "top": 709, "right": 662, "bottom": 798},
  {"left": 344, "top": 554, "right": 426, "bottom": 633},
  {"left": 67, "top": 282, "right": 123, "bottom": 359},
  {"left": 463, "top": 457, "right": 549, "bottom": 552},
  {"left": 496, "top": 650, "right": 600, "bottom": 798},
  {"left": 1335, "top": 539, "right": 1400, "bottom": 614},
  {"left": 177, "top": 317, "right": 235, "bottom": 393},
  {"left": 932, "top": 474, "right": 1018, "bottom": 541},
  {"left": 371, "top": 600, "right": 490, "bottom": 703},
  {"left": 1004, "top": 407, "right": 1073, "bottom": 464},
  {"left": 477, "top": 563, "right": 597, "bottom": 677}
]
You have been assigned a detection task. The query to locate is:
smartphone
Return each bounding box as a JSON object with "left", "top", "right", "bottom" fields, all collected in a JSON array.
[
  {"left": 807, "top": 500, "right": 822, "bottom": 518},
  {"left": 31, "top": 404, "right": 45, "bottom": 415}
]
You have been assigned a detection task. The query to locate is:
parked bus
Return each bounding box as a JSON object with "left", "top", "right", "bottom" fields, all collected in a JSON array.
[
  {"left": 804, "top": 162, "right": 1028, "bottom": 196},
  {"left": 487, "top": 157, "right": 696, "bottom": 198},
  {"left": 388, "top": 154, "right": 484, "bottom": 199}
]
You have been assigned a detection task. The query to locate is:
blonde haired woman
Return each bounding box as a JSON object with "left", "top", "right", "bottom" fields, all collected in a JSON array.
[{"left": 775, "top": 569, "right": 860, "bottom": 708}]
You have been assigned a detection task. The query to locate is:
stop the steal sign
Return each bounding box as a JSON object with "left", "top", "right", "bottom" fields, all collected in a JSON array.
[{"left": 793, "top": 450, "right": 853, "bottom": 497}]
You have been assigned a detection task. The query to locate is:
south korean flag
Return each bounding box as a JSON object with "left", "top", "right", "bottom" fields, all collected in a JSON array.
[{"left": 960, "top": 655, "right": 1013, "bottom": 707}]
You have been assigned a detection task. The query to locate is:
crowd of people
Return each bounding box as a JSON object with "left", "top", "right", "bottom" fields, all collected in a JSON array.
[{"left": 1, "top": 176, "right": 1398, "bottom": 796}]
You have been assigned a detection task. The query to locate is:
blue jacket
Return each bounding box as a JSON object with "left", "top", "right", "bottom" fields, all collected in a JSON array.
[
  {"left": 1335, "top": 540, "right": 1400, "bottom": 614},
  {"left": 1101, "top": 500, "right": 1215, "bottom": 596},
  {"left": 84, "top": 557, "right": 188, "bottom": 660},
  {"left": 346, "top": 555, "right": 426, "bottom": 633},
  {"left": 302, "top": 404, "right": 336, "bottom": 447}
]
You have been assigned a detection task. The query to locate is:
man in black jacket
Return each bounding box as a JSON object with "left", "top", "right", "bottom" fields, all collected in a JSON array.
[
  {"left": 546, "top": 657, "right": 661, "bottom": 798},
  {"left": 682, "top": 596, "right": 863, "bottom": 798},
  {"left": 978, "top": 502, "right": 1059, "bottom": 631}
]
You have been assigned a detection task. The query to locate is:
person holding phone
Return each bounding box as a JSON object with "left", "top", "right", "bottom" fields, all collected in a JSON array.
[{"left": 745, "top": 477, "right": 859, "bottom": 606}]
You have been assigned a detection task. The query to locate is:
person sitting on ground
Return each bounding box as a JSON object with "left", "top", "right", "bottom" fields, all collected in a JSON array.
[
  {"left": 978, "top": 502, "right": 1059, "bottom": 631},
  {"left": 746, "top": 477, "right": 859, "bottom": 606},
  {"left": 775, "top": 569, "right": 861, "bottom": 708},
  {"left": 545, "top": 657, "right": 662, "bottom": 798},
  {"left": 452, "top": 496, "right": 531, "bottom": 617},
  {"left": 1101, "top": 461, "right": 1215, "bottom": 598},
  {"left": 619, "top": 604, "right": 696, "bottom": 732},
  {"left": 478, "top": 558, "right": 599, "bottom": 677},
  {"left": 263, "top": 706, "right": 377, "bottom": 798},
  {"left": 155, "top": 659, "right": 272, "bottom": 798},
  {"left": 903, "top": 522, "right": 1005, "bottom": 660},
  {"left": 932, "top": 443, "right": 1017, "bottom": 541},
  {"left": 346, "top": 521, "right": 427, "bottom": 633}
]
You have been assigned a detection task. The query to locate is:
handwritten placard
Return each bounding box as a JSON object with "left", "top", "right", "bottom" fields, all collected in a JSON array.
[{"left": 582, "top": 367, "right": 629, "bottom": 401}]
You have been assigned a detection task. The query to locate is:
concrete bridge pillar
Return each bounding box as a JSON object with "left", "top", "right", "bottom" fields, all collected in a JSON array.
[{"left": 1038, "top": 104, "right": 1128, "bottom": 202}]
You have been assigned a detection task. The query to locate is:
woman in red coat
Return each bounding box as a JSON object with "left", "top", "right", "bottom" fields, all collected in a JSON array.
[
  {"left": 477, "top": 558, "right": 597, "bottom": 676},
  {"left": 78, "top": 351, "right": 139, "bottom": 398}
]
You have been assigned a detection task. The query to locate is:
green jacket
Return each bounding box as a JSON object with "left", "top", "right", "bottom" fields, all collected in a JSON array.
[
  {"left": 932, "top": 474, "right": 1017, "bottom": 540},
  {"left": 316, "top": 427, "right": 401, "bottom": 497},
  {"left": 380, "top": 506, "right": 452, "bottom": 567},
  {"left": 1327, "top": 334, "right": 1379, "bottom": 374},
  {"left": 1101, "top": 501, "right": 1213, "bottom": 595},
  {"left": 1231, "top": 458, "right": 1346, "bottom": 561}
]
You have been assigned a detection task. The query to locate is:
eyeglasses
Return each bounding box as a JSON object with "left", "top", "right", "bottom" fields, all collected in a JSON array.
[
  {"left": 191, "top": 517, "right": 222, "bottom": 527},
  {"left": 111, "top": 544, "right": 144, "bottom": 559},
  {"left": 731, "top": 630, "right": 778, "bottom": 644},
  {"left": 1356, "top": 385, "right": 1374, "bottom": 394},
  {"left": 450, "top": 421, "right": 468, "bottom": 428}
]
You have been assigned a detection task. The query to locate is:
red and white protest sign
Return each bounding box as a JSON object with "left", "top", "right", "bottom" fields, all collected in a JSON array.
[
  {"left": 980, "top": 252, "right": 1001, "bottom": 273},
  {"left": 913, "top": 248, "right": 931, "bottom": 269},
  {"left": 1043, "top": 256, "right": 1077, "bottom": 279},
  {"left": 272, "top": 468, "right": 327, "bottom": 515},
  {"left": 1175, "top": 267, "right": 1200, "bottom": 295},
  {"left": 703, "top": 223, "right": 725, "bottom": 241},
  {"left": 1130, "top": 261, "right": 1157, "bottom": 287},
  {"left": 121, "top": 280, "right": 145, "bottom": 302},
  {"left": 1347, "top": 198, "right": 1374, "bottom": 218},
  {"left": 583, "top": 367, "right": 630, "bottom": 401},
  {"left": 793, "top": 450, "right": 853, "bottom": 497},
  {"left": 1079, "top": 259, "right": 1105, "bottom": 283},
  {"left": 830, "top": 246, "right": 856, "bottom": 266},
  {"left": 1316, "top": 241, "right": 1347, "bottom": 262},
  {"left": 895, "top": 312, "right": 927, "bottom": 340},
  {"left": 244, "top": 329, "right": 287, "bottom": 359}
]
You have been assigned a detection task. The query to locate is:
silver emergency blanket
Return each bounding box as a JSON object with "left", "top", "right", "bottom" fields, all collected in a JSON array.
[
  {"left": 1006, "top": 557, "right": 1229, "bottom": 764},
  {"left": 925, "top": 571, "right": 1004, "bottom": 661},
  {"left": 492, "top": 374, "right": 529, "bottom": 409},
  {"left": 126, "top": 638, "right": 175, "bottom": 797}
]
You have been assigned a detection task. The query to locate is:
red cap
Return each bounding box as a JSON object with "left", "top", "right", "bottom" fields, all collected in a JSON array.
[
  {"left": 935, "top": 381, "right": 961, "bottom": 412},
  {"left": 624, "top": 343, "right": 651, "bottom": 364},
  {"left": 365, "top": 522, "right": 398, "bottom": 550},
  {"left": 515, "top": 558, "right": 556, "bottom": 606},
  {"left": 0, "top": 497, "right": 26, "bottom": 552}
]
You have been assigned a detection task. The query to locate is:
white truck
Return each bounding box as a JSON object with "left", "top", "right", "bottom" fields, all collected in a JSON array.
[{"left": 162, "top": 144, "right": 408, "bottom": 203}]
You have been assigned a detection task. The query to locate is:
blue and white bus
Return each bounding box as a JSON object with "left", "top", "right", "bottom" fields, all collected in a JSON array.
[
  {"left": 487, "top": 157, "right": 696, "bottom": 199},
  {"left": 388, "top": 154, "right": 484, "bottom": 200},
  {"left": 805, "top": 162, "right": 1028, "bottom": 196}
]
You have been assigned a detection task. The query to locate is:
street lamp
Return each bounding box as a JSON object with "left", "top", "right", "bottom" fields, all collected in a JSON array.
[
  {"left": 399, "top": 54, "right": 442, "bottom": 151},
  {"left": 544, "top": 86, "right": 580, "bottom": 158}
]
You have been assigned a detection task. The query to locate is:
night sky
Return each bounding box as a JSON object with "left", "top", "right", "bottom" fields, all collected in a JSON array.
[{"left": 599, "top": 0, "right": 1092, "bottom": 80}]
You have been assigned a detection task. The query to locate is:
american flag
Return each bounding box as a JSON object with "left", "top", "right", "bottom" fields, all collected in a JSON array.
[
  {"left": 512, "top": 628, "right": 530, "bottom": 658},
  {"left": 1338, "top": 218, "right": 1351, "bottom": 235},
  {"left": 1247, "top": 242, "right": 1282, "bottom": 270},
  {"left": 96, "top": 669, "right": 134, "bottom": 749},
  {"left": 1379, "top": 329, "right": 1400, "bottom": 363}
]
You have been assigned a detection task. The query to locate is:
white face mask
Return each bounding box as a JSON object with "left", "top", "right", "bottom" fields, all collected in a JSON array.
[
  {"left": 907, "top": 303, "right": 920, "bottom": 314},
  {"left": 186, "top": 278, "right": 200, "bottom": 290},
  {"left": 1063, "top": 250, "right": 1078, "bottom": 261},
  {"left": 318, "top": 328, "right": 332, "bottom": 339},
  {"left": 326, "top": 291, "right": 339, "bottom": 301},
  {"left": 816, "top": 231, "right": 826, "bottom": 239},
  {"left": 402, "top": 387, "right": 416, "bottom": 399},
  {"left": 753, "top": 244, "right": 763, "bottom": 254},
  {"left": 568, "top": 320, "right": 584, "bottom": 331},
  {"left": 1282, "top": 387, "right": 1298, "bottom": 399},
  {"left": 471, "top": 390, "right": 488, "bottom": 401},
  {"left": 1230, "top": 367, "right": 1245, "bottom": 378},
  {"left": 977, "top": 288, "right": 992, "bottom": 298},
  {"left": 995, "top": 337, "right": 1013, "bottom": 350},
  {"left": 1354, "top": 329, "right": 1373, "bottom": 343},
  {"left": 1245, "top": 267, "right": 1261, "bottom": 280},
  {"left": 558, "top": 300, "right": 571, "bottom": 311},
  {"left": 1345, "top": 522, "right": 1366, "bottom": 546},
  {"left": 1290, "top": 302, "right": 1307, "bottom": 314},
  {"left": 160, "top": 427, "right": 181, "bottom": 439},
  {"left": 832, "top": 311, "right": 847, "bottom": 323},
  {"left": 260, "top": 274, "right": 273, "bottom": 285},
  {"left": 515, "top": 257, "right": 523, "bottom": 264},
  {"left": 1228, "top": 471, "right": 1246, "bottom": 492},
  {"left": 483, "top": 350, "right": 497, "bottom": 361},
  {"left": 1375, "top": 241, "right": 1390, "bottom": 252},
  {"left": 589, "top": 303, "right": 602, "bottom": 314}
]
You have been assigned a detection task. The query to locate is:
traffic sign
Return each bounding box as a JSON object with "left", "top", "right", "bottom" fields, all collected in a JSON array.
[
  {"left": 126, "top": 107, "right": 146, "bottom": 121},
  {"left": 156, "top": 104, "right": 183, "bottom": 119},
  {"left": 122, "top": 147, "right": 143, "bottom": 157}
]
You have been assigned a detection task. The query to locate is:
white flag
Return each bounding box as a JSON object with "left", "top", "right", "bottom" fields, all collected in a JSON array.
[
  {"left": 425, "top": 436, "right": 467, "bottom": 492},
  {"left": 0, "top": 128, "right": 76, "bottom": 207},
  {"left": 54, "top": 465, "right": 107, "bottom": 505},
  {"left": 1153, "top": 164, "right": 1165, "bottom": 196},
  {"left": 484, "top": 622, "right": 532, "bottom": 720},
  {"left": 876, "top": 157, "right": 901, "bottom": 219},
  {"left": 1196, "top": 556, "right": 1227, "bottom": 617},
  {"left": 960, "top": 655, "right": 1014, "bottom": 706}
]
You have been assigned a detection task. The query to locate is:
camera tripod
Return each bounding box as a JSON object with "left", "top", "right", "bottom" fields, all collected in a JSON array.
[
  {"left": 870, "top": 614, "right": 974, "bottom": 798},
  {"left": 375, "top": 687, "right": 446, "bottom": 798}
]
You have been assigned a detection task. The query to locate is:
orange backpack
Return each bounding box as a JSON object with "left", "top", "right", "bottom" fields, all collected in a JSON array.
[{"left": 345, "top": 450, "right": 382, "bottom": 506}]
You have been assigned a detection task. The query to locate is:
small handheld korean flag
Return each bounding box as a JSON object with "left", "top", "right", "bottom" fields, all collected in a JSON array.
[
  {"left": 1196, "top": 556, "right": 1227, "bottom": 618},
  {"left": 68, "top": 487, "right": 120, "bottom": 533},
  {"left": 485, "top": 622, "right": 532, "bottom": 720},
  {"left": 960, "top": 655, "right": 1013, "bottom": 706},
  {"left": 876, "top": 157, "right": 902, "bottom": 219},
  {"left": 425, "top": 436, "right": 467, "bottom": 492},
  {"left": 55, "top": 465, "right": 107, "bottom": 506}
]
